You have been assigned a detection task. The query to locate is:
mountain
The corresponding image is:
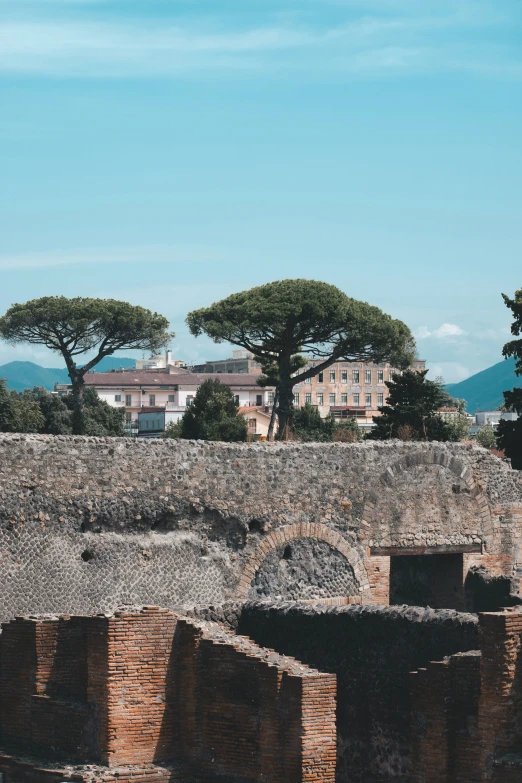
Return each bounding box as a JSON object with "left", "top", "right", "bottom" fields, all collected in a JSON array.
[
  {"left": 446, "top": 357, "right": 520, "bottom": 412},
  {"left": 0, "top": 357, "right": 137, "bottom": 392}
]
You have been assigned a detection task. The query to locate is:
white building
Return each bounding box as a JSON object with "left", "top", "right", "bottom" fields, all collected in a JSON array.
[
  {"left": 135, "top": 350, "right": 188, "bottom": 371},
  {"left": 475, "top": 411, "right": 519, "bottom": 426},
  {"left": 137, "top": 407, "right": 185, "bottom": 438},
  {"left": 55, "top": 371, "right": 274, "bottom": 434}
]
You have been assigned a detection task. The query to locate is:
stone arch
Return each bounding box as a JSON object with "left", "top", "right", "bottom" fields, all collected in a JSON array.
[
  {"left": 236, "top": 522, "right": 371, "bottom": 600},
  {"left": 361, "top": 449, "right": 492, "bottom": 540}
]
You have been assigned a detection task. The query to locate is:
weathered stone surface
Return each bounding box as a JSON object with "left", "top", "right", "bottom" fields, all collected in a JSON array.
[{"left": 0, "top": 434, "right": 520, "bottom": 620}]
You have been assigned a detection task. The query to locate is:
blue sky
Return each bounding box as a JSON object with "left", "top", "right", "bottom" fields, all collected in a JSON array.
[{"left": 1, "top": 0, "right": 521, "bottom": 381}]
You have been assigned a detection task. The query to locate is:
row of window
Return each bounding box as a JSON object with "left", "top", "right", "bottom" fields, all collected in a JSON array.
[
  {"left": 303, "top": 369, "right": 385, "bottom": 384},
  {"left": 293, "top": 392, "right": 385, "bottom": 407},
  {"left": 115, "top": 394, "right": 176, "bottom": 406}
]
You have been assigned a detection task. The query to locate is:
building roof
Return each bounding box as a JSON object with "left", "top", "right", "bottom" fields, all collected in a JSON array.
[
  {"left": 80, "top": 372, "right": 270, "bottom": 389},
  {"left": 237, "top": 406, "right": 272, "bottom": 418}
]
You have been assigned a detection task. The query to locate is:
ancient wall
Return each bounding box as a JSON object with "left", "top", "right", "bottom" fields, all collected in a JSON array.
[
  {"left": 236, "top": 601, "right": 478, "bottom": 783},
  {"left": 0, "top": 606, "right": 336, "bottom": 783},
  {"left": 0, "top": 434, "right": 521, "bottom": 620},
  {"left": 410, "top": 609, "right": 522, "bottom": 783}
]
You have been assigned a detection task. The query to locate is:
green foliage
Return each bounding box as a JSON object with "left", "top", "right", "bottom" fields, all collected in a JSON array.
[
  {"left": 292, "top": 402, "right": 335, "bottom": 442},
  {"left": 9, "top": 396, "right": 45, "bottom": 433},
  {"left": 178, "top": 379, "right": 247, "bottom": 442},
  {"left": 12, "top": 387, "right": 72, "bottom": 434},
  {"left": 369, "top": 369, "right": 452, "bottom": 442},
  {"left": 334, "top": 418, "right": 363, "bottom": 442},
  {"left": 496, "top": 418, "right": 522, "bottom": 468},
  {"left": 5, "top": 386, "right": 124, "bottom": 436},
  {"left": 502, "top": 289, "right": 522, "bottom": 373},
  {"left": 475, "top": 423, "right": 498, "bottom": 449},
  {"left": 162, "top": 420, "right": 183, "bottom": 439},
  {"left": 443, "top": 414, "right": 472, "bottom": 443},
  {"left": 0, "top": 379, "right": 15, "bottom": 432},
  {"left": 0, "top": 379, "right": 45, "bottom": 433},
  {"left": 187, "top": 279, "right": 415, "bottom": 434},
  {"left": 0, "top": 296, "right": 172, "bottom": 434},
  {"left": 66, "top": 387, "right": 125, "bottom": 437},
  {"left": 498, "top": 289, "right": 522, "bottom": 468}
]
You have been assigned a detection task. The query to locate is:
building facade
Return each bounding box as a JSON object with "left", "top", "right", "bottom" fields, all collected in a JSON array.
[
  {"left": 290, "top": 359, "right": 426, "bottom": 420},
  {"left": 194, "top": 350, "right": 262, "bottom": 375},
  {"left": 55, "top": 370, "right": 274, "bottom": 434},
  {"left": 135, "top": 350, "right": 188, "bottom": 371}
]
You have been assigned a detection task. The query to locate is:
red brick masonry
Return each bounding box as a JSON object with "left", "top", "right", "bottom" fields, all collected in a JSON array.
[
  {"left": 410, "top": 609, "right": 522, "bottom": 783},
  {"left": 0, "top": 607, "right": 337, "bottom": 783}
]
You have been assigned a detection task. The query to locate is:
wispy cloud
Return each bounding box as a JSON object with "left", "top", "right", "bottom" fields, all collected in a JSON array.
[
  {"left": 0, "top": 0, "right": 520, "bottom": 78},
  {"left": 0, "top": 245, "right": 225, "bottom": 270},
  {"left": 416, "top": 323, "right": 467, "bottom": 340}
]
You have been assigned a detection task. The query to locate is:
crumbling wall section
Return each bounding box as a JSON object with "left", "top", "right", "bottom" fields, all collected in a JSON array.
[
  {"left": 0, "top": 434, "right": 520, "bottom": 620},
  {"left": 236, "top": 601, "right": 479, "bottom": 783}
]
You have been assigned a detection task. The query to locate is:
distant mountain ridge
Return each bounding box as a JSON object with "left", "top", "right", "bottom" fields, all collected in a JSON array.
[
  {"left": 0, "top": 357, "right": 137, "bottom": 392},
  {"left": 445, "top": 357, "right": 519, "bottom": 412}
]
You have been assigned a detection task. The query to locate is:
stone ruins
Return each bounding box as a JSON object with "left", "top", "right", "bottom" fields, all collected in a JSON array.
[{"left": 0, "top": 434, "right": 521, "bottom": 781}]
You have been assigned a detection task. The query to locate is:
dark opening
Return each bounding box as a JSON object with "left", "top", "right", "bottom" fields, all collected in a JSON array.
[
  {"left": 390, "top": 553, "right": 464, "bottom": 610},
  {"left": 81, "top": 549, "right": 94, "bottom": 562},
  {"left": 282, "top": 545, "right": 293, "bottom": 560},
  {"left": 248, "top": 519, "right": 262, "bottom": 533}
]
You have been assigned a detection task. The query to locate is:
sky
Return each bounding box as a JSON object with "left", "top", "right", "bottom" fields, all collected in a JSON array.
[{"left": 1, "top": 0, "right": 521, "bottom": 382}]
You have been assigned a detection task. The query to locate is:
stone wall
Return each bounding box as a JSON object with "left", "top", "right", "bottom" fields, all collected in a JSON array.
[
  {"left": 0, "top": 434, "right": 521, "bottom": 620},
  {"left": 236, "top": 601, "right": 479, "bottom": 783}
]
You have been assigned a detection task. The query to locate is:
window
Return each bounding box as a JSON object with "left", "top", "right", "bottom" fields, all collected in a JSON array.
[
  {"left": 377, "top": 370, "right": 384, "bottom": 384},
  {"left": 186, "top": 396, "right": 194, "bottom": 406},
  {"left": 305, "top": 376, "right": 311, "bottom": 384},
  {"left": 318, "top": 372, "right": 324, "bottom": 383},
  {"left": 125, "top": 394, "right": 132, "bottom": 407},
  {"left": 317, "top": 393, "right": 324, "bottom": 405},
  {"left": 365, "top": 393, "right": 372, "bottom": 407},
  {"left": 268, "top": 392, "right": 275, "bottom": 405},
  {"left": 353, "top": 370, "right": 360, "bottom": 383},
  {"left": 329, "top": 393, "right": 336, "bottom": 405},
  {"left": 256, "top": 394, "right": 263, "bottom": 406},
  {"left": 341, "top": 371, "right": 347, "bottom": 383},
  {"left": 234, "top": 395, "right": 240, "bottom": 405},
  {"left": 353, "top": 393, "right": 360, "bottom": 406},
  {"left": 125, "top": 412, "right": 132, "bottom": 424},
  {"left": 305, "top": 392, "right": 312, "bottom": 404},
  {"left": 168, "top": 394, "right": 175, "bottom": 403},
  {"left": 365, "top": 370, "right": 372, "bottom": 384},
  {"left": 115, "top": 395, "right": 122, "bottom": 402},
  {"left": 341, "top": 393, "right": 348, "bottom": 405},
  {"left": 329, "top": 371, "right": 336, "bottom": 383},
  {"left": 248, "top": 418, "right": 257, "bottom": 433},
  {"left": 377, "top": 393, "right": 384, "bottom": 407},
  {"left": 294, "top": 393, "right": 300, "bottom": 406},
  {"left": 149, "top": 395, "right": 155, "bottom": 406}
]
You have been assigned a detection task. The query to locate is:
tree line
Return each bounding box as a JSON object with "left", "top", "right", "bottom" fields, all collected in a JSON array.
[{"left": 0, "top": 281, "right": 520, "bottom": 467}]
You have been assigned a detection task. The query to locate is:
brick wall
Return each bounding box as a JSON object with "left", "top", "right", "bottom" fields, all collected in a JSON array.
[
  {"left": 0, "top": 608, "right": 337, "bottom": 783},
  {"left": 237, "top": 601, "right": 478, "bottom": 783},
  {"left": 410, "top": 609, "right": 522, "bottom": 783},
  {"left": 172, "top": 618, "right": 337, "bottom": 783},
  {"left": 410, "top": 652, "right": 481, "bottom": 783}
]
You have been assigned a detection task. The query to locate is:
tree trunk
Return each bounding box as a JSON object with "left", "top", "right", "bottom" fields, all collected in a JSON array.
[
  {"left": 267, "top": 389, "right": 278, "bottom": 441},
  {"left": 71, "top": 374, "right": 86, "bottom": 435},
  {"left": 276, "top": 361, "right": 295, "bottom": 440}
]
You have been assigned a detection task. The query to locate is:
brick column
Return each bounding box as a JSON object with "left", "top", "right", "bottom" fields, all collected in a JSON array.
[
  {"left": 478, "top": 612, "right": 522, "bottom": 779},
  {"left": 410, "top": 661, "right": 452, "bottom": 783},
  {"left": 365, "top": 555, "right": 390, "bottom": 605}
]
